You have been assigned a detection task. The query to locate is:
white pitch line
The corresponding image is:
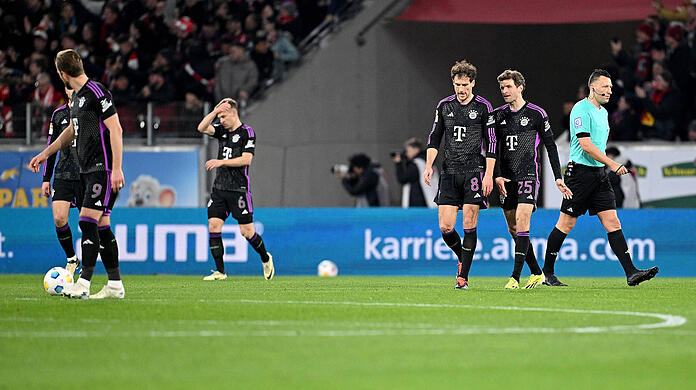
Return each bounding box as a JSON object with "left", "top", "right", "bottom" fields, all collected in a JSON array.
[{"left": 1, "top": 298, "right": 687, "bottom": 338}]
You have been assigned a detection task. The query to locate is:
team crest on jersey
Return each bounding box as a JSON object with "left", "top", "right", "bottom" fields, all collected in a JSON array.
[
  {"left": 78, "top": 97, "right": 86, "bottom": 107},
  {"left": 232, "top": 134, "right": 240, "bottom": 143},
  {"left": 468, "top": 110, "right": 478, "bottom": 120},
  {"left": 520, "top": 117, "right": 530, "bottom": 127}
]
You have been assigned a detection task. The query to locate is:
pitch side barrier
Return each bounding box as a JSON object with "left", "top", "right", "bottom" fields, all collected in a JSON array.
[{"left": 0, "top": 208, "right": 693, "bottom": 276}]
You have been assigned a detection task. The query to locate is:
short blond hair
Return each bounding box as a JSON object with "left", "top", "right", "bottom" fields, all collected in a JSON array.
[{"left": 215, "top": 98, "right": 238, "bottom": 111}]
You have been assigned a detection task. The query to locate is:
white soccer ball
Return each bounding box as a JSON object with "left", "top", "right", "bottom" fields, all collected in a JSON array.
[
  {"left": 317, "top": 260, "right": 338, "bottom": 277},
  {"left": 43, "top": 267, "right": 73, "bottom": 295}
]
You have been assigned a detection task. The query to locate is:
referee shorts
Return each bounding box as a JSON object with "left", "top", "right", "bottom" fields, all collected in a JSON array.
[{"left": 560, "top": 161, "right": 616, "bottom": 217}]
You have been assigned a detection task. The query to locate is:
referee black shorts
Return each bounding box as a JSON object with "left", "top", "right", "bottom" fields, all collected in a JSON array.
[{"left": 560, "top": 161, "right": 616, "bottom": 217}]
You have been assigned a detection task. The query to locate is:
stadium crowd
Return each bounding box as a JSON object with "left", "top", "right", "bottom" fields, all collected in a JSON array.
[
  {"left": 560, "top": 0, "right": 696, "bottom": 142},
  {"left": 0, "top": 0, "right": 344, "bottom": 137}
]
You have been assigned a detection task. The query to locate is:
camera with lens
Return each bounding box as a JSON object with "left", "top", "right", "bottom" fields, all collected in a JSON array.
[{"left": 330, "top": 164, "right": 349, "bottom": 175}]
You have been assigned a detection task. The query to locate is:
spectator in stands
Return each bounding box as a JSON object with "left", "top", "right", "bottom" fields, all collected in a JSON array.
[
  {"left": 610, "top": 95, "right": 641, "bottom": 141},
  {"left": 199, "top": 18, "right": 221, "bottom": 57},
  {"left": 636, "top": 70, "right": 683, "bottom": 140},
  {"left": 393, "top": 138, "right": 437, "bottom": 208},
  {"left": 110, "top": 73, "right": 135, "bottom": 107},
  {"left": 265, "top": 21, "right": 300, "bottom": 81},
  {"left": 115, "top": 34, "right": 143, "bottom": 85},
  {"left": 31, "top": 28, "right": 50, "bottom": 58},
  {"left": 224, "top": 17, "right": 248, "bottom": 46},
  {"left": 277, "top": 1, "right": 301, "bottom": 39},
  {"left": 100, "top": 3, "right": 126, "bottom": 45},
  {"left": 32, "top": 72, "right": 63, "bottom": 136},
  {"left": 251, "top": 33, "right": 275, "bottom": 87},
  {"left": 180, "top": 0, "right": 208, "bottom": 28},
  {"left": 664, "top": 25, "right": 691, "bottom": 96},
  {"left": 181, "top": 92, "right": 204, "bottom": 133},
  {"left": 214, "top": 42, "right": 258, "bottom": 112},
  {"left": 611, "top": 23, "right": 654, "bottom": 89},
  {"left": 0, "top": 75, "right": 14, "bottom": 137},
  {"left": 139, "top": 70, "right": 175, "bottom": 103}
]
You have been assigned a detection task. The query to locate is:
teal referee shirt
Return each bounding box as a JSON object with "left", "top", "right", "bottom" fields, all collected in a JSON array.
[{"left": 569, "top": 98, "right": 609, "bottom": 168}]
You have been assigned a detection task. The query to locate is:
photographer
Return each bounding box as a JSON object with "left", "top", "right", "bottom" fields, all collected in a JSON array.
[
  {"left": 392, "top": 138, "right": 438, "bottom": 208},
  {"left": 335, "top": 153, "right": 383, "bottom": 207}
]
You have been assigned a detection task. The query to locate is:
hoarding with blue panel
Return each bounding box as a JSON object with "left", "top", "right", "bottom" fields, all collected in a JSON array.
[
  {"left": 0, "top": 208, "right": 693, "bottom": 276},
  {"left": 0, "top": 148, "right": 199, "bottom": 208}
]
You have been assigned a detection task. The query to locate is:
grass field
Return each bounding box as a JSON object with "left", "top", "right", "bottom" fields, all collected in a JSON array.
[{"left": 1, "top": 275, "right": 695, "bottom": 389}]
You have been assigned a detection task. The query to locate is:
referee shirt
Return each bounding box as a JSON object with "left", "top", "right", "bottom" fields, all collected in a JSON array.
[{"left": 569, "top": 98, "right": 609, "bottom": 168}]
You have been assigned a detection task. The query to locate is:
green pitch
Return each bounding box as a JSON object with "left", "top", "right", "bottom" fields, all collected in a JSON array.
[{"left": 1, "top": 275, "right": 695, "bottom": 389}]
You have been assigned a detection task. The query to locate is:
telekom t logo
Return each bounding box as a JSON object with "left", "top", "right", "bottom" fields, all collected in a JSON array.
[
  {"left": 453, "top": 126, "right": 466, "bottom": 141},
  {"left": 506, "top": 135, "right": 518, "bottom": 151}
]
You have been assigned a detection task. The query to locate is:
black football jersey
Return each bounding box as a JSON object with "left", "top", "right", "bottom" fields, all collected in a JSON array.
[
  {"left": 43, "top": 103, "right": 80, "bottom": 181},
  {"left": 426, "top": 94, "right": 494, "bottom": 174},
  {"left": 491, "top": 102, "right": 562, "bottom": 181},
  {"left": 211, "top": 123, "right": 256, "bottom": 192},
  {"left": 69, "top": 80, "right": 117, "bottom": 173}
]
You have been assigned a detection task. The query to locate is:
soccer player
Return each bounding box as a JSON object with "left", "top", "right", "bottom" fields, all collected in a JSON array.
[
  {"left": 41, "top": 86, "right": 83, "bottom": 277},
  {"left": 30, "top": 49, "right": 125, "bottom": 299},
  {"left": 541, "top": 69, "right": 658, "bottom": 287},
  {"left": 490, "top": 70, "right": 573, "bottom": 289},
  {"left": 424, "top": 60, "right": 496, "bottom": 290},
  {"left": 197, "top": 98, "right": 274, "bottom": 281}
]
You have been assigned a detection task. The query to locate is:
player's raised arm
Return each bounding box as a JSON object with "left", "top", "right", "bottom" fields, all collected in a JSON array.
[
  {"left": 29, "top": 122, "right": 75, "bottom": 173},
  {"left": 197, "top": 101, "right": 229, "bottom": 136}
]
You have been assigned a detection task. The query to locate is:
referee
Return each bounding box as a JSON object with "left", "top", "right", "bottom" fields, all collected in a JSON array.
[{"left": 542, "top": 69, "right": 658, "bottom": 287}]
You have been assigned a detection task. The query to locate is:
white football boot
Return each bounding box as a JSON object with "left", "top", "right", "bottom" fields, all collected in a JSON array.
[
  {"left": 263, "top": 253, "right": 274, "bottom": 280},
  {"left": 63, "top": 281, "right": 90, "bottom": 299},
  {"left": 90, "top": 284, "right": 125, "bottom": 299},
  {"left": 203, "top": 270, "right": 227, "bottom": 281}
]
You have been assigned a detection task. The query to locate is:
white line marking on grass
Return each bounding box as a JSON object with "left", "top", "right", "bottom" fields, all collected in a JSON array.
[
  {"left": 237, "top": 299, "right": 687, "bottom": 333},
  {"left": 1, "top": 299, "right": 686, "bottom": 338}
]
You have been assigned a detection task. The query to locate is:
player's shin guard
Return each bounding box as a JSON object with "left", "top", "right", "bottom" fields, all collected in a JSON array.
[
  {"left": 441, "top": 229, "right": 463, "bottom": 262},
  {"left": 460, "top": 228, "right": 477, "bottom": 280},
  {"left": 512, "top": 232, "right": 530, "bottom": 281},
  {"left": 209, "top": 233, "right": 225, "bottom": 273},
  {"left": 78, "top": 217, "right": 100, "bottom": 281},
  {"left": 607, "top": 229, "right": 639, "bottom": 276},
  {"left": 247, "top": 233, "right": 270, "bottom": 262},
  {"left": 98, "top": 226, "right": 121, "bottom": 280},
  {"left": 56, "top": 224, "right": 75, "bottom": 258},
  {"left": 543, "top": 227, "right": 567, "bottom": 275}
]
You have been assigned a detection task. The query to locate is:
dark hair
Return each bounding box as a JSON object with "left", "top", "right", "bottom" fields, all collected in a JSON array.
[
  {"left": 451, "top": 60, "right": 477, "bottom": 81},
  {"left": 657, "top": 69, "right": 674, "bottom": 86},
  {"left": 497, "top": 69, "right": 526, "bottom": 90},
  {"left": 605, "top": 146, "right": 620, "bottom": 157},
  {"left": 349, "top": 153, "right": 371, "bottom": 170},
  {"left": 587, "top": 68, "right": 611, "bottom": 87}
]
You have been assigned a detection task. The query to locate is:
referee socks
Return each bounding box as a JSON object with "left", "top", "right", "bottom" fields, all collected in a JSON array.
[{"left": 607, "top": 229, "right": 638, "bottom": 276}]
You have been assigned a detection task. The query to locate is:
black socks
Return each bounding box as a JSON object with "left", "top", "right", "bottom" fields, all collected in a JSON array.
[
  {"left": 55, "top": 224, "right": 75, "bottom": 258},
  {"left": 247, "top": 233, "right": 270, "bottom": 262},
  {"left": 543, "top": 227, "right": 567, "bottom": 276},
  {"left": 607, "top": 229, "right": 638, "bottom": 276},
  {"left": 98, "top": 226, "right": 120, "bottom": 280},
  {"left": 209, "top": 233, "right": 225, "bottom": 273},
  {"left": 78, "top": 217, "right": 99, "bottom": 281}
]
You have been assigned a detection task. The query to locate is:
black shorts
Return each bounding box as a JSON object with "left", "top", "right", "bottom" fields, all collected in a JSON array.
[
  {"left": 80, "top": 171, "right": 118, "bottom": 216},
  {"left": 51, "top": 179, "right": 82, "bottom": 208},
  {"left": 435, "top": 172, "right": 488, "bottom": 209},
  {"left": 500, "top": 178, "right": 539, "bottom": 211},
  {"left": 560, "top": 161, "right": 615, "bottom": 217},
  {"left": 207, "top": 189, "right": 254, "bottom": 224}
]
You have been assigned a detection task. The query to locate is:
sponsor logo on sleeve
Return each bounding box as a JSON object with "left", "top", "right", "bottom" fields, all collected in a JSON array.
[
  {"left": 100, "top": 99, "right": 113, "bottom": 113},
  {"left": 573, "top": 117, "right": 582, "bottom": 129}
]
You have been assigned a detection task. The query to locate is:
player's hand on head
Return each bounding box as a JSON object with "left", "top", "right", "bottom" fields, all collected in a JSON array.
[
  {"left": 41, "top": 182, "right": 50, "bottom": 197},
  {"left": 556, "top": 179, "right": 573, "bottom": 199},
  {"left": 495, "top": 177, "right": 510, "bottom": 196},
  {"left": 423, "top": 166, "right": 433, "bottom": 186}
]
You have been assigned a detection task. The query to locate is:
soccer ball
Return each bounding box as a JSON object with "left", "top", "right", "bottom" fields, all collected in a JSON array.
[
  {"left": 43, "top": 267, "right": 73, "bottom": 295},
  {"left": 317, "top": 260, "right": 338, "bottom": 277}
]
